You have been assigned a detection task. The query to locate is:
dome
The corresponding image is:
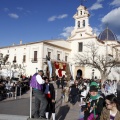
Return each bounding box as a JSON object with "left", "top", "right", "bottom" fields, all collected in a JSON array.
[{"left": 98, "top": 28, "right": 117, "bottom": 41}]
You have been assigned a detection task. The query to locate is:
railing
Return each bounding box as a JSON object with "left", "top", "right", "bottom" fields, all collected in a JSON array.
[
  {"left": 0, "top": 82, "right": 29, "bottom": 101},
  {"left": 31, "top": 59, "right": 38, "bottom": 63},
  {"left": 30, "top": 87, "right": 32, "bottom": 118}
]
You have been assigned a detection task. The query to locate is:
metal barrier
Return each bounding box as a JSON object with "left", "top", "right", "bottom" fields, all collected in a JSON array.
[
  {"left": 30, "top": 87, "right": 32, "bottom": 118},
  {"left": 14, "top": 86, "right": 22, "bottom": 99},
  {"left": 15, "top": 86, "right": 17, "bottom": 99}
]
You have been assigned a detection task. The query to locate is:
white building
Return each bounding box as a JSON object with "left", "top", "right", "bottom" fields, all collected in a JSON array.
[{"left": 0, "top": 4, "right": 120, "bottom": 80}]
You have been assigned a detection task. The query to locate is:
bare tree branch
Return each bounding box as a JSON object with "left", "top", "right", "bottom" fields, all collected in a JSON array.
[{"left": 74, "top": 42, "right": 120, "bottom": 82}]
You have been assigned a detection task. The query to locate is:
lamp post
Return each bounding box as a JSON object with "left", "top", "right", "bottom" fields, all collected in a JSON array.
[{"left": 92, "top": 69, "right": 95, "bottom": 80}]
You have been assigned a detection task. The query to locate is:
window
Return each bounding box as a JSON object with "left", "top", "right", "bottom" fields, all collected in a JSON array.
[
  {"left": 57, "top": 54, "right": 60, "bottom": 60},
  {"left": 13, "top": 56, "right": 16, "bottom": 63},
  {"left": 78, "top": 42, "right": 83, "bottom": 52},
  {"left": 23, "top": 55, "right": 26, "bottom": 63},
  {"left": 34, "top": 51, "right": 37, "bottom": 61},
  {"left": 48, "top": 52, "right": 51, "bottom": 58},
  {"left": 83, "top": 20, "right": 85, "bottom": 27},
  {"left": 81, "top": 11, "right": 82, "bottom": 15},
  {"left": 65, "top": 56, "right": 68, "bottom": 62},
  {"left": 78, "top": 21, "right": 80, "bottom": 28}
]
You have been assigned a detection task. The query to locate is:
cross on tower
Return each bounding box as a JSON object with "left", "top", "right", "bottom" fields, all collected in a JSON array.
[{"left": 80, "top": 0, "right": 87, "bottom": 5}]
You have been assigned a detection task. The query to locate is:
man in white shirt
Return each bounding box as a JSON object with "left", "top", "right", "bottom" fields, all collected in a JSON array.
[{"left": 31, "top": 70, "right": 48, "bottom": 119}]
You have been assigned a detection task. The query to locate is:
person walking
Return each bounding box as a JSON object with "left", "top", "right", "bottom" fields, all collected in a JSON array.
[
  {"left": 30, "top": 70, "right": 48, "bottom": 119},
  {"left": 56, "top": 77, "right": 60, "bottom": 89},
  {"left": 63, "top": 82, "right": 70, "bottom": 103},
  {"left": 100, "top": 94, "right": 120, "bottom": 120},
  {"left": 69, "top": 83, "right": 79, "bottom": 105},
  {"left": 43, "top": 77, "right": 55, "bottom": 120}
]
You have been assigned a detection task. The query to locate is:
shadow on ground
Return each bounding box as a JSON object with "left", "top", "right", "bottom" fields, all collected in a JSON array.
[{"left": 56, "top": 104, "right": 70, "bottom": 120}]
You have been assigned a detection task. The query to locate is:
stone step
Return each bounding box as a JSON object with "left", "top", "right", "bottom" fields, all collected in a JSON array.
[{"left": 0, "top": 114, "right": 29, "bottom": 120}]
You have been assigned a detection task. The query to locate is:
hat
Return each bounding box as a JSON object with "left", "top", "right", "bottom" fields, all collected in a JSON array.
[
  {"left": 90, "top": 81, "right": 98, "bottom": 87},
  {"left": 90, "top": 85, "right": 98, "bottom": 92},
  {"left": 38, "top": 70, "right": 43, "bottom": 72}
]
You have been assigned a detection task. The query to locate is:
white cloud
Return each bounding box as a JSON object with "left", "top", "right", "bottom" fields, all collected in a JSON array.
[
  {"left": 101, "top": 7, "right": 120, "bottom": 26},
  {"left": 89, "top": 0, "right": 103, "bottom": 10},
  {"left": 57, "top": 14, "right": 68, "bottom": 19},
  {"left": 110, "top": 0, "right": 120, "bottom": 7},
  {"left": 8, "top": 13, "right": 19, "bottom": 19},
  {"left": 48, "top": 16, "right": 57, "bottom": 21},
  {"left": 60, "top": 26, "right": 74, "bottom": 38},
  {"left": 48, "top": 14, "right": 68, "bottom": 21},
  {"left": 101, "top": 7, "right": 120, "bottom": 39},
  {"left": 93, "top": 27, "right": 101, "bottom": 36},
  {"left": 4, "top": 8, "right": 9, "bottom": 12},
  {"left": 90, "top": 3, "right": 103, "bottom": 10}
]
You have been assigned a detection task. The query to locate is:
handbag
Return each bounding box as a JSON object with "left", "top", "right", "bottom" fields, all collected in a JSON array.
[{"left": 87, "top": 113, "right": 98, "bottom": 120}]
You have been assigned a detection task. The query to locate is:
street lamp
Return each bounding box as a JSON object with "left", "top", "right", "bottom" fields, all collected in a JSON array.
[{"left": 92, "top": 69, "right": 95, "bottom": 80}]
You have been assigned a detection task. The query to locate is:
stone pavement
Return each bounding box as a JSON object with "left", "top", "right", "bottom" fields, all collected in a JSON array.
[
  {"left": 56, "top": 100, "right": 82, "bottom": 120},
  {"left": 0, "top": 82, "right": 83, "bottom": 120},
  {"left": 0, "top": 82, "right": 63, "bottom": 120}
]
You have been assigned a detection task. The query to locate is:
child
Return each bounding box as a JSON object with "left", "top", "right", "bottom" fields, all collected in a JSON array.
[{"left": 43, "top": 77, "right": 55, "bottom": 120}]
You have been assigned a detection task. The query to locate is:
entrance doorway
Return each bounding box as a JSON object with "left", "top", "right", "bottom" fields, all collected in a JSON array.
[{"left": 76, "top": 69, "right": 82, "bottom": 80}]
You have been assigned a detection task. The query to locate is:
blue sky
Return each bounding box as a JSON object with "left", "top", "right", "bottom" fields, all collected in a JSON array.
[{"left": 0, "top": 0, "right": 120, "bottom": 47}]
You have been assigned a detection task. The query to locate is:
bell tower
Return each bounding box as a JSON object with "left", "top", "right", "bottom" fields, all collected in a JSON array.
[{"left": 68, "top": 5, "right": 96, "bottom": 41}]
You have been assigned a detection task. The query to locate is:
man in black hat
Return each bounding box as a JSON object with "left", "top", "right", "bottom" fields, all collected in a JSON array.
[{"left": 30, "top": 70, "right": 48, "bottom": 119}]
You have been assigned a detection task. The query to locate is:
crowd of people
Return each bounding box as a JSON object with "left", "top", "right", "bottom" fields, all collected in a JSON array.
[
  {"left": 0, "top": 76, "right": 30, "bottom": 100},
  {"left": 1, "top": 71, "right": 119, "bottom": 120},
  {"left": 21, "top": 66, "right": 120, "bottom": 120},
  {"left": 57, "top": 77, "right": 120, "bottom": 120}
]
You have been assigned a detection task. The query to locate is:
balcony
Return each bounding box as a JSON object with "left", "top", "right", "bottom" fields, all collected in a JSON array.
[{"left": 31, "top": 58, "right": 38, "bottom": 63}]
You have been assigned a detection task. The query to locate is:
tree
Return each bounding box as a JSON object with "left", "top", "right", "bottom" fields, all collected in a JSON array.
[
  {"left": 74, "top": 42, "right": 120, "bottom": 83},
  {"left": 115, "top": 68, "right": 120, "bottom": 80}
]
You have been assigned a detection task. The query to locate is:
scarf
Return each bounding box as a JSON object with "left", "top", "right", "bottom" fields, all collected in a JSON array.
[
  {"left": 90, "top": 94, "right": 100, "bottom": 100},
  {"left": 90, "top": 94, "right": 100, "bottom": 119}
]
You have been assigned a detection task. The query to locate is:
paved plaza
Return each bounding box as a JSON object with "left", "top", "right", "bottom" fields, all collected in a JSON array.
[{"left": 0, "top": 83, "right": 82, "bottom": 120}]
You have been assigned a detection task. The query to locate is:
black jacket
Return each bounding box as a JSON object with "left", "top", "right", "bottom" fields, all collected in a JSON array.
[
  {"left": 84, "top": 96, "right": 104, "bottom": 120},
  {"left": 43, "top": 83, "right": 55, "bottom": 100}
]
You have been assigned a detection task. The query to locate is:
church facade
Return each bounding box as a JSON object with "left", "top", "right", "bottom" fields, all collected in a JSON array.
[{"left": 0, "top": 4, "right": 120, "bottom": 80}]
